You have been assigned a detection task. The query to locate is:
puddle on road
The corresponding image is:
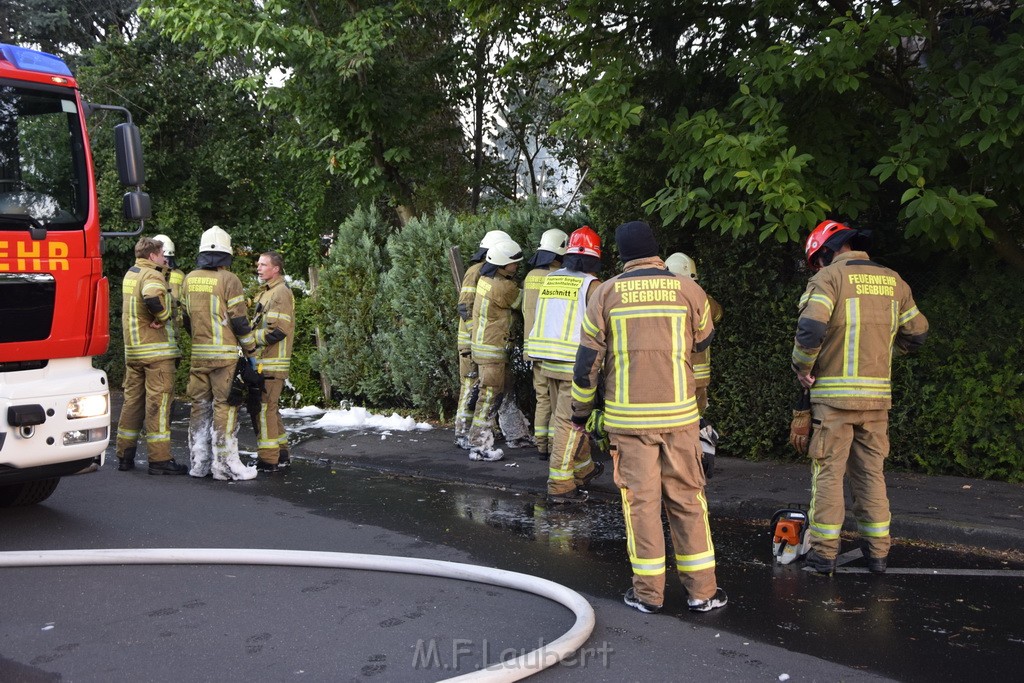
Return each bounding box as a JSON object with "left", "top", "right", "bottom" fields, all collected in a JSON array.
[{"left": 240, "top": 458, "right": 1023, "bottom": 682}]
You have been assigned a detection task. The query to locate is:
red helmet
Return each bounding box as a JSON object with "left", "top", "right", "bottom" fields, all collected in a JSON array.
[
  {"left": 566, "top": 226, "right": 601, "bottom": 258},
  {"left": 805, "top": 220, "right": 854, "bottom": 270}
]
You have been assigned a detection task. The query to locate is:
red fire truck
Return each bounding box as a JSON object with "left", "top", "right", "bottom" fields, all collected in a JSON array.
[{"left": 0, "top": 44, "right": 149, "bottom": 506}]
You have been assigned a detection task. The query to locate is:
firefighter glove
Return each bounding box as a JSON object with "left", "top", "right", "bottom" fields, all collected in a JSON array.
[
  {"left": 789, "top": 409, "right": 811, "bottom": 454},
  {"left": 585, "top": 410, "right": 609, "bottom": 453}
]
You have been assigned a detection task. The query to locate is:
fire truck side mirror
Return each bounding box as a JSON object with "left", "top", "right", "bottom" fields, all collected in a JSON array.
[
  {"left": 123, "top": 191, "right": 151, "bottom": 222},
  {"left": 114, "top": 122, "right": 146, "bottom": 187}
]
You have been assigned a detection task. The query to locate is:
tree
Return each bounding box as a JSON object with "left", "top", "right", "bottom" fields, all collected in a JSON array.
[
  {"left": 2, "top": 0, "right": 139, "bottom": 55},
  {"left": 143, "top": 0, "right": 476, "bottom": 226},
  {"left": 464, "top": 1, "right": 1024, "bottom": 265}
]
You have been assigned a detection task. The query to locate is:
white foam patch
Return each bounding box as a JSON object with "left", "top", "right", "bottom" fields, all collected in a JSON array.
[
  {"left": 281, "top": 406, "right": 327, "bottom": 418},
  {"left": 296, "top": 406, "right": 432, "bottom": 432}
]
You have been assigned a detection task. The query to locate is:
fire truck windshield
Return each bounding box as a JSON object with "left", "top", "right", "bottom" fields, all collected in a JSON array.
[{"left": 0, "top": 81, "right": 89, "bottom": 231}]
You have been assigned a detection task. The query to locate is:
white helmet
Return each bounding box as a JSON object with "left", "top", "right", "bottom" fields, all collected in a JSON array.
[
  {"left": 153, "top": 233, "right": 175, "bottom": 257},
  {"left": 479, "top": 229, "right": 511, "bottom": 250},
  {"left": 485, "top": 239, "right": 524, "bottom": 266},
  {"left": 199, "top": 225, "right": 232, "bottom": 254},
  {"left": 665, "top": 252, "right": 697, "bottom": 280},
  {"left": 538, "top": 228, "right": 568, "bottom": 255}
]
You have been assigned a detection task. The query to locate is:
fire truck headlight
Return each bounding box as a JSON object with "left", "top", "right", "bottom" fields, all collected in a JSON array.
[{"left": 67, "top": 394, "right": 109, "bottom": 420}]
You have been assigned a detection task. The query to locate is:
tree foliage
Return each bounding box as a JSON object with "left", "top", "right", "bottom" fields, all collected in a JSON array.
[
  {"left": 464, "top": 1, "right": 1024, "bottom": 266},
  {"left": 143, "top": 0, "right": 476, "bottom": 224},
  {"left": 2, "top": 0, "right": 139, "bottom": 54}
]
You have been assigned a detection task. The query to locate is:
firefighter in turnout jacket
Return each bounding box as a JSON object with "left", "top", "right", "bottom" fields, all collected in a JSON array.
[
  {"left": 528, "top": 227, "right": 604, "bottom": 503},
  {"left": 252, "top": 251, "right": 295, "bottom": 472},
  {"left": 523, "top": 228, "right": 568, "bottom": 459},
  {"left": 572, "top": 221, "right": 727, "bottom": 614},
  {"left": 793, "top": 220, "right": 928, "bottom": 574},
  {"left": 467, "top": 238, "right": 524, "bottom": 461},
  {"left": 182, "top": 226, "right": 258, "bottom": 481},
  {"left": 455, "top": 229, "right": 511, "bottom": 449},
  {"left": 115, "top": 237, "right": 186, "bottom": 474},
  {"left": 665, "top": 252, "right": 723, "bottom": 415}
]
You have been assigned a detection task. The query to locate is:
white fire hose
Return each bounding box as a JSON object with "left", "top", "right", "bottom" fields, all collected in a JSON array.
[{"left": 0, "top": 547, "right": 596, "bottom": 682}]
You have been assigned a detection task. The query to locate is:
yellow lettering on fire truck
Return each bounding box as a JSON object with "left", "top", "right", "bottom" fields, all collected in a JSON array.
[{"left": 0, "top": 240, "right": 70, "bottom": 272}]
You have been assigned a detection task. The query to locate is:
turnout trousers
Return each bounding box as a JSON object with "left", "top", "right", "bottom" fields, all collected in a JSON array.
[
  {"left": 546, "top": 376, "right": 596, "bottom": 495},
  {"left": 454, "top": 349, "right": 478, "bottom": 438},
  {"left": 116, "top": 359, "right": 175, "bottom": 463},
  {"left": 807, "top": 403, "right": 892, "bottom": 560},
  {"left": 186, "top": 363, "right": 239, "bottom": 476},
  {"left": 467, "top": 362, "right": 506, "bottom": 449},
  {"left": 611, "top": 429, "right": 717, "bottom": 606},
  {"left": 257, "top": 377, "right": 287, "bottom": 465},
  {"left": 532, "top": 362, "right": 553, "bottom": 453}
]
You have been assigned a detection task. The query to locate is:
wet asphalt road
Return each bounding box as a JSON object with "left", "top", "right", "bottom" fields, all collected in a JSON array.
[{"left": 1, "top": 409, "right": 1022, "bottom": 682}]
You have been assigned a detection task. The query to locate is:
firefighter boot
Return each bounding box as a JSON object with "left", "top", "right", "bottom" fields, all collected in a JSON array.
[
  {"left": 862, "top": 545, "right": 888, "bottom": 574},
  {"left": 117, "top": 446, "right": 137, "bottom": 471},
  {"left": 212, "top": 451, "right": 258, "bottom": 481},
  {"left": 804, "top": 548, "right": 837, "bottom": 575},
  {"left": 148, "top": 459, "right": 188, "bottom": 475},
  {"left": 277, "top": 449, "right": 291, "bottom": 468}
]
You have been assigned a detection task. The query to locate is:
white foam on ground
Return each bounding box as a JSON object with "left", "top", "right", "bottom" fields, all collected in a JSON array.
[{"left": 282, "top": 405, "right": 431, "bottom": 432}]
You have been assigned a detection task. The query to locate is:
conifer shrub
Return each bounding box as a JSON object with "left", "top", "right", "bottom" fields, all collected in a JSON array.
[
  {"left": 383, "top": 209, "right": 463, "bottom": 415},
  {"left": 315, "top": 206, "right": 396, "bottom": 405}
]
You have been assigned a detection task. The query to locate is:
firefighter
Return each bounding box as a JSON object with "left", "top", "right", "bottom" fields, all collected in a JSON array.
[
  {"left": 528, "top": 226, "right": 604, "bottom": 504},
  {"left": 792, "top": 220, "right": 928, "bottom": 574},
  {"left": 573, "top": 220, "right": 727, "bottom": 614},
  {"left": 455, "top": 229, "right": 511, "bottom": 449},
  {"left": 467, "top": 238, "right": 524, "bottom": 461},
  {"left": 153, "top": 233, "right": 184, "bottom": 325},
  {"left": 115, "top": 236, "right": 187, "bottom": 474},
  {"left": 181, "top": 226, "right": 258, "bottom": 481},
  {"left": 665, "top": 252, "right": 723, "bottom": 415},
  {"left": 523, "top": 228, "right": 568, "bottom": 460},
  {"left": 252, "top": 251, "right": 295, "bottom": 473}
]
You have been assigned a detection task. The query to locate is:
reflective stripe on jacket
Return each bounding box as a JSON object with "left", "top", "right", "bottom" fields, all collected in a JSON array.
[
  {"left": 121, "top": 258, "right": 179, "bottom": 363},
  {"left": 693, "top": 295, "right": 723, "bottom": 386},
  {"left": 572, "top": 256, "right": 713, "bottom": 434},
  {"left": 183, "top": 268, "right": 255, "bottom": 367},
  {"left": 470, "top": 274, "right": 522, "bottom": 364},
  {"left": 522, "top": 264, "right": 556, "bottom": 361},
  {"left": 252, "top": 276, "right": 295, "bottom": 377},
  {"left": 528, "top": 269, "right": 598, "bottom": 378},
  {"left": 457, "top": 262, "right": 484, "bottom": 351},
  {"left": 792, "top": 250, "right": 928, "bottom": 410}
]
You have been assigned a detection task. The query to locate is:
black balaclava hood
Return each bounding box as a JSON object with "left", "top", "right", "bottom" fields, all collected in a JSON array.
[
  {"left": 615, "top": 221, "right": 659, "bottom": 263},
  {"left": 527, "top": 250, "right": 561, "bottom": 268},
  {"left": 196, "top": 251, "right": 232, "bottom": 270},
  {"left": 562, "top": 254, "right": 602, "bottom": 274}
]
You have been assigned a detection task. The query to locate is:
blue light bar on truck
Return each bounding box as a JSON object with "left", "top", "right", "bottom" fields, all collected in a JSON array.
[{"left": 0, "top": 44, "right": 74, "bottom": 78}]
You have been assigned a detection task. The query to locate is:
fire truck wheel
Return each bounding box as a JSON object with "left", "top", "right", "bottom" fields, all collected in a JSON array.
[{"left": 0, "top": 478, "right": 60, "bottom": 507}]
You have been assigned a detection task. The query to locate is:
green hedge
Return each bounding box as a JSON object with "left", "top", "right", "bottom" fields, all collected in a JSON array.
[
  {"left": 97, "top": 201, "right": 1021, "bottom": 482},
  {"left": 692, "top": 236, "right": 1024, "bottom": 482}
]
